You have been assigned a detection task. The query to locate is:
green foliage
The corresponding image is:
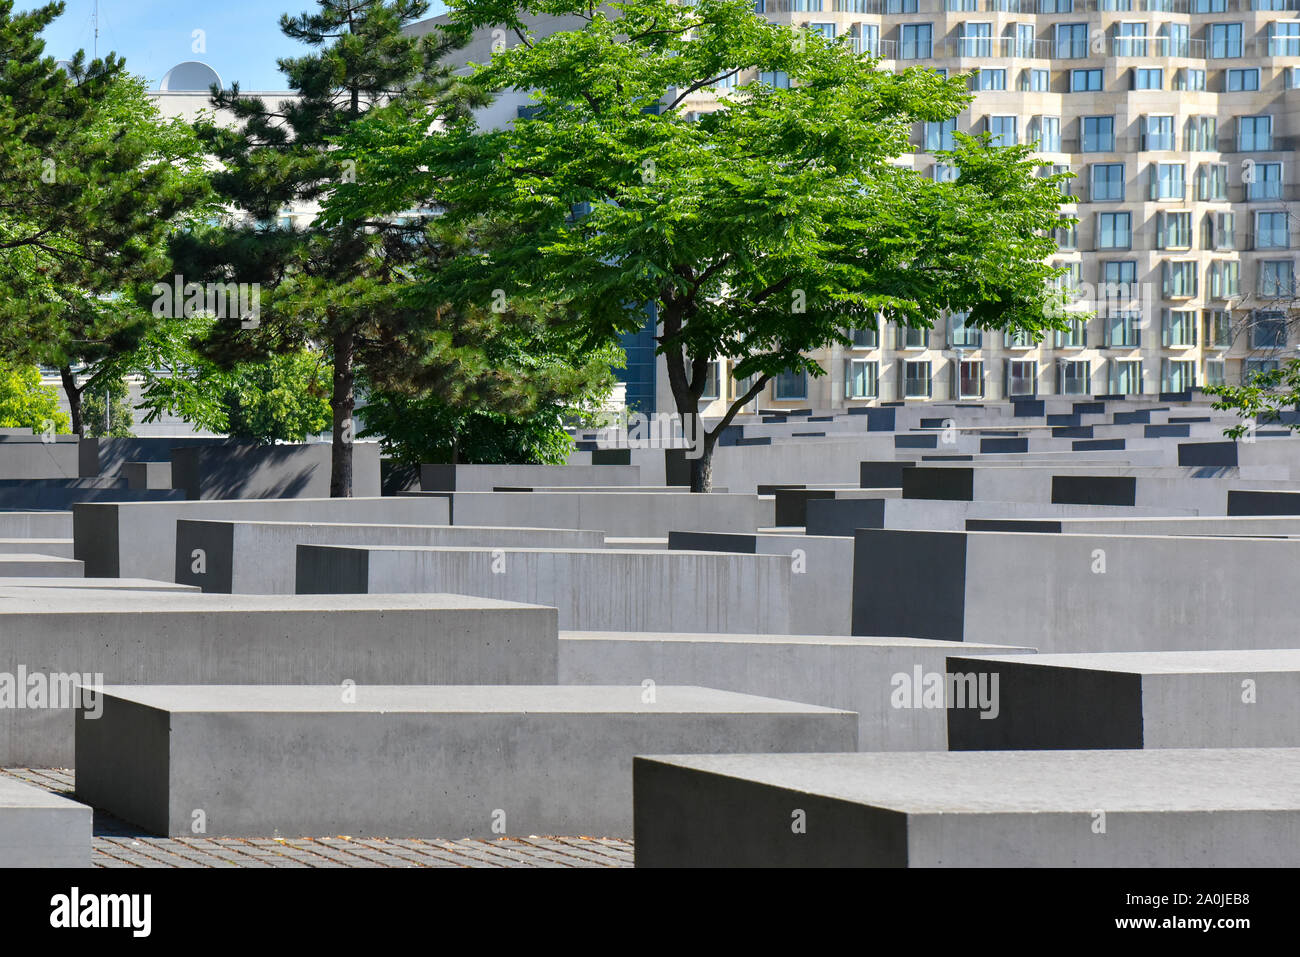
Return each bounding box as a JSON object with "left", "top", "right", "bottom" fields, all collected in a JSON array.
[
  {"left": 96, "top": 313, "right": 334, "bottom": 442},
  {"left": 81, "top": 377, "right": 135, "bottom": 437},
  {"left": 0, "top": 363, "right": 69, "bottom": 433},
  {"left": 326, "top": 0, "right": 1075, "bottom": 488},
  {"left": 225, "top": 351, "right": 333, "bottom": 442},
  {"left": 1206, "top": 360, "right": 1300, "bottom": 438}
]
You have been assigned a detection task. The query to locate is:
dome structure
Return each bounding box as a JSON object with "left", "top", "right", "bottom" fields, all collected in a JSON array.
[{"left": 159, "top": 61, "right": 223, "bottom": 92}]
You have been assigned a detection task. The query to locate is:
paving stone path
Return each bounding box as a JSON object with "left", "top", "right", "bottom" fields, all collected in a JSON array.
[{"left": 2, "top": 768, "right": 633, "bottom": 868}]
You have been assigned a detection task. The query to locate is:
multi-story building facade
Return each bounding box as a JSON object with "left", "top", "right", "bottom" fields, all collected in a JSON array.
[
  {"left": 423, "top": 6, "right": 1300, "bottom": 412},
  {"left": 713, "top": 0, "right": 1300, "bottom": 410}
]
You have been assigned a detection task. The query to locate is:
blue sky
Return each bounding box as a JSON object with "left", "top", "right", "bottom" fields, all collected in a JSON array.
[{"left": 20, "top": 0, "right": 448, "bottom": 90}]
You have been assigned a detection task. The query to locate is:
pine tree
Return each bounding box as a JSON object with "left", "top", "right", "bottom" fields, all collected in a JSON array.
[{"left": 176, "top": 0, "right": 487, "bottom": 495}]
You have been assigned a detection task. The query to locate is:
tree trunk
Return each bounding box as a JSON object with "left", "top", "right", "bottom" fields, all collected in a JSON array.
[
  {"left": 689, "top": 435, "right": 716, "bottom": 493},
  {"left": 330, "top": 330, "right": 356, "bottom": 498},
  {"left": 59, "top": 366, "right": 83, "bottom": 437}
]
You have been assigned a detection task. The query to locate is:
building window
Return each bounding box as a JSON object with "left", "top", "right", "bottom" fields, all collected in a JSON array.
[
  {"left": 1239, "top": 116, "right": 1273, "bottom": 152},
  {"left": 700, "top": 360, "right": 722, "bottom": 399},
  {"left": 1101, "top": 260, "right": 1138, "bottom": 296},
  {"left": 1097, "top": 212, "right": 1132, "bottom": 249},
  {"left": 807, "top": 22, "right": 836, "bottom": 39},
  {"left": 1082, "top": 116, "right": 1115, "bottom": 153},
  {"left": 1177, "top": 68, "right": 1206, "bottom": 91},
  {"left": 1250, "top": 311, "right": 1288, "bottom": 349},
  {"left": 1163, "top": 359, "right": 1196, "bottom": 392},
  {"left": 975, "top": 69, "right": 1008, "bottom": 92},
  {"left": 1208, "top": 260, "right": 1240, "bottom": 299},
  {"left": 1109, "top": 359, "right": 1143, "bottom": 394},
  {"left": 844, "top": 359, "right": 879, "bottom": 398},
  {"left": 1245, "top": 359, "right": 1282, "bottom": 382},
  {"left": 1133, "top": 68, "right": 1162, "bottom": 90},
  {"left": 1226, "top": 68, "right": 1260, "bottom": 92},
  {"left": 1114, "top": 22, "right": 1148, "bottom": 57},
  {"left": 1257, "top": 211, "right": 1290, "bottom": 249},
  {"left": 925, "top": 118, "right": 957, "bottom": 152},
  {"left": 1186, "top": 116, "right": 1217, "bottom": 151},
  {"left": 1021, "top": 69, "right": 1050, "bottom": 92},
  {"left": 1204, "top": 310, "right": 1233, "bottom": 348},
  {"left": 1006, "top": 360, "right": 1037, "bottom": 397},
  {"left": 1157, "top": 211, "right": 1192, "bottom": 249},
  {"left": 956, "top": 359, "right": 984, "bottom": 399},
  {"left": 850, "top": 323, "right": 880, "bottom": 348},
  {"left": 949, "top": 311, "right": 983, "bottom": 349},
  {"left": 901, "top": 23, "right": 933, "bottom": 59},
  {"left": 1197, "top": 163, "right": 1229, "bottom": 201},
  {"left": 1059, "top": 359, "right": 1091, "bottom": 395},
  {"left": 1162, "top": 260, "right": 1198, "bottom": 299},
  {"left": 960, "top": 23, "right": 993, "bottom": 57},
  {"left": 1259, "top": 261, "right": 1296, "bottom": 299},
  {"left": 1141, "top": 115, "right": 1175, "bottom": 151},
  {"left": 774, "top": 367, "right": 808, "bottom": 399},
  {"left": 760, "top": 70, "right": 791, "bottom": 88},
  {"left": 897, "top": 325, "right": 927, "bottom": 349},
  {"left": 1208, "top": 211, "right": 1236, "bottom": 251},
  {"left": 933, "top": 163, "right": 959, "bottom": 182},
  {"left": 1208, "top": 22, "right": 1243, "bottom": 59},
  {"left": 1032, "top": 116, "right": 1061, "bottom": 152},
  {"left": 1071, "top": 69, "right": 1104, "bottom": 92},
  {"left": 1105, "top": 312, "right": 1142, "bottom": 348},
  {"left": 1056, "top": 319, "right": 1088, "bottom": 349},
  {"left": 988, "top": 115, "right": 1017, "bottom": 147},
  {"left": 1151, "top": 163, "right": 1185, "bottom": 201},
  {"left": 1163, "top": 309, "right": 1197, "bottom": 347},
  {"left": 1057, "top": 218, "right": 1077, "bottom": 251},
  {"left": 1268, "top": 20, "right": 1300, "bottom": 56},
  {"left": 1247, "top": 163, "right": 1284, "bottom": 202},
  {"left": 852, "top": 24, "right": 880, "bottom": 56},
  {"left": 1091, "top": 163, "right": 1125, "bottom": 202},
  {"left": 1204, "top": 358, "right": 1226, "bottom": 386},
  {"left": 1055, "top": 22, "right": 1090, "bottom": 58},
  {"left": 1192, "top": 0, "right": 1227, "bottom": 10},
  {"left": 903, "top": 360, "right": 932, "bottom": 398},
  {"left": 1160, "top": 22, "right": 1190, "bottom": 57}
]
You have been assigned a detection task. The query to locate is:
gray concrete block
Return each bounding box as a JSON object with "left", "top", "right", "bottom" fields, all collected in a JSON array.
[
  {"left": 296, "top": 544, "right": 792, "bottom": 633},
  {"left": 74, "top": 684, "right": 857, "bottom": 837},
  {"left": 420, "top": 463, "right": 641, "bottom": 491},
  {"left": 0, "top": 554, "right": 82, "bottom": 577},
  {"left": 122, "top": 461, "right": 172, "bottom": 490},
  {"left": 0, "top": 538, "right": 73, "bottom": 557},
  {"left": 559, "top": 632, "right": 1032, "bottom": 750},
  {"left": 946, "top": 650, "right": 1300, "bottom": 750},
  {"left": 175, "top": 520, "right": 606, "bottom": 594},
  {"left": 171, "top": 442, "right": 380, "bottom": 499},
  {"left": 0, "top": 512, "right": 73, "bottom": 538},
  {"left": 633, "top": 748, "right": 1300, "bottom": 867},
  {"left": 447, "top": 491, "right": 765, "bottom": 537},
  {"left": 0, "top": 776, "right": 91, "bottom": 867},
  {"left": 0, "top": 589, "right": 557, "bottom": 765},
  {"left": 73, "top": 496, "right": 452, "bottom": 580}
]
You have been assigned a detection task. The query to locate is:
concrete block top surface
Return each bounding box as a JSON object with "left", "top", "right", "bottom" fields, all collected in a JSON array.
[
  {"left": 91, "top": 684, "right": 856, "bottom": 716},
  {"left": 0, "top": 553, "right": 80, "bottom": 563},
  {"left": 0, "top": 776, "right": 87, "bottom": 811},
  {"left": 955, "top": 649, "right": 1300, "bottom": 674},
  {"left": 0, "top": 588, "right": 553, "bottom": 614},
  {"left": 560, "top": 631, "right": 1033, "bottom": 651},
  {"left": 637, "top": 749, "right": 1300, "bottom": 813},
  {"left": 0, "top": 578, "right": 199, "bottom": 591}
]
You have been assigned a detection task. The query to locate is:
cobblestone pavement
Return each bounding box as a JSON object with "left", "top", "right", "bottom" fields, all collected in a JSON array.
[{"left": 3, "top": 768, "right": 634, "bottom": 868}]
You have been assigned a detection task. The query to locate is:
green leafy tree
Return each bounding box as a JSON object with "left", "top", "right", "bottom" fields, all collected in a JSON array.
[
  {"left": 0, "top": 4, "right": 212, "bottom": 433},
  {"left": 0, "top": 363, "right": 70, "bottom": 433},
  {"left": 359, "top": 299, "right": 619, "bottom": 464},
  {"left": 330, "top": 0, "right": 1073, "bottom": 490},
  {"left": 1205, "top": 362, "right": 1300, "bottom": 439},
  {"left": 174, "top": 0, "right": 487, "bottom": 495},
  {"left": 97, "top": 314, "right": 333, "bottom": 442},
  {"left": 81, "top": 377, "right": 135, "bottom": 437}
]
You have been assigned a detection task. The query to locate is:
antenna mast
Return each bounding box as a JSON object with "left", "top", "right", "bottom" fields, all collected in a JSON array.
[{"left": 93, "top": 0, "right": 99, "bottom": 59}]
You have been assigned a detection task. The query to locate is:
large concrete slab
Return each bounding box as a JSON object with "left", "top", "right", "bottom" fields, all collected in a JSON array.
[
  {"left": 420, "top": 463, "right": 641, "bottom": 491},
  {"left": 175, "top": 520, "right": 606, "bottom": 593},
  {"left": 446, "top": 491, "right": 767, "bottom": 537},
  {"left": 633, "top": 749, "right": 1300, "bottom": 867},
  {"left": 171, "top": 441, "right": 380, "bottom": 499},
  {"left": 0, "top": 512, "right": 72, "bottom": 538},
  {"left": 946, "top": 650, "right": 1300, "bottom": 750},
  {"left": 298, "top": 545, "right": 792, "bottom": 633},
  {"left": 0, "top": 589, "right": 557, "bottom": 765},
  {"left": 559, "top": 632, "right": 1033, "bottom": 750},
  {"left": 0, "top": 538, "right": 73, "bottom": 557},
  {"left": 0, "top": 554, "right": 82, "bottom": 577},
  {"left": 0, "top": 776, "right": 91, "bottom": 867},
  {"left": 74, "top": 496, "right": 451, "bottom": 580},
  {"left": 853, "top": 527, "right": 1300, "bottom": 651},
  {"left": 74, "top": 685, "right": 857, "bottom": 838}
]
